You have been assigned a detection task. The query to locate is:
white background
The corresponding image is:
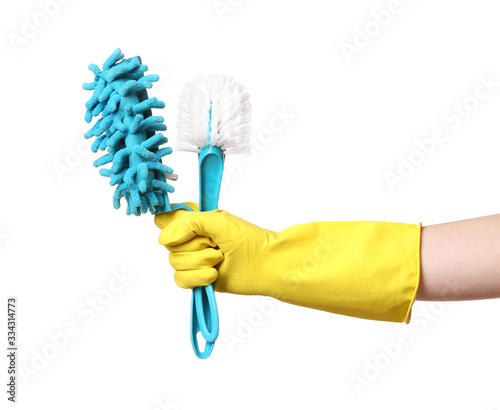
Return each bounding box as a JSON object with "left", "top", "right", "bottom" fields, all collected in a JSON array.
[{"left": 1, "top": 0, "right": 500, "bottom": 409}]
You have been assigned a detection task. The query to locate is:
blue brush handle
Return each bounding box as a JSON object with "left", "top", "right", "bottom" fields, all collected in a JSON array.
[
  {"left": 171, "top": 202, "right": 219, "bottom": 359},
  {"left": 191, "top": 145, "right": 224, "bottom": 358},
  {"left": 190, "top": 285, "right": 217, "bottom": 358},
  {"left": 172, "top": 146, "right": 224, "bottom": 359}
]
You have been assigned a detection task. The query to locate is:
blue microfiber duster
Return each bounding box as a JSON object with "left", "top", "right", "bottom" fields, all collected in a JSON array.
[{"left": 83, "top": 48, "right": 175, "bottom": 216}]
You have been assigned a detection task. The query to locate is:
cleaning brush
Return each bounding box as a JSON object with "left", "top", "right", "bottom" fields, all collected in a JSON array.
[
  {"left": 82, "top": 49, "right": 251, "bottom": 358},
  {"left": 83, "top": 48, "right": 177, "bottom": 216},
  {"left": 177, "top": 74, "right": 252, "bottom": 358}
]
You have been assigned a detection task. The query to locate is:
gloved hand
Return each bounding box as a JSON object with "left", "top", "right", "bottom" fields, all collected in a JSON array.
[{"left": 155, "top": 204, "right": 421, "bottom": 323}]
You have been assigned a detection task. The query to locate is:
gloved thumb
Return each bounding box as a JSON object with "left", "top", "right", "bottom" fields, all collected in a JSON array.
[
  {"left": 154, "top": 202, "right": 199, "bottom": 229},
  {"left": 155, "top": 206, "right": 228, "bottom": 249}
]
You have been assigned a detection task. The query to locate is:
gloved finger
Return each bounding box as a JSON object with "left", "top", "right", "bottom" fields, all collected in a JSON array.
[
  {"left": 158, "top": 210, "right": 226, "bottom": 247},
  {"left": 174, "top": 268, "right": 219, "bottom": 289},
  {"left": 165, "top": 235, "right": 217, "bottom": 253},
  {"left": 154, "top": 202, "right": 200, "bottom": 229},
  {"left": 169, "top": 248, "right": 224, "bottom": 271}
]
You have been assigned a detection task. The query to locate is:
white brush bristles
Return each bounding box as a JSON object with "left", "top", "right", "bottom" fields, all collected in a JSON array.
[{"left": 177, "top": 74, "right": 252, "bottom": 154}]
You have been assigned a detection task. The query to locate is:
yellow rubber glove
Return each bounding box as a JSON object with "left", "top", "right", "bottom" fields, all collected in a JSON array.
[{"left": 155, "top": 204, "right": 421, "bottom": 323}]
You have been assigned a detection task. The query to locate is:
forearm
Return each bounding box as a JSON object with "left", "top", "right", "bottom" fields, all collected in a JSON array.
[{"left": 417, "top": 214, "right": 500, "bottom": 301}]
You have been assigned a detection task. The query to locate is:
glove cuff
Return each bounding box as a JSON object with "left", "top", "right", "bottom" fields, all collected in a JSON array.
[{"left": 261, "top": 221, "right": 422, "bottom": 323}]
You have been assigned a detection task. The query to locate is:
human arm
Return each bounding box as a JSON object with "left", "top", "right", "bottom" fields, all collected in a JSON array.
[
  {"left": 418, "top": 214, "right": 500, "bottom": 301},
  {"left": 155, "top": 205, "right": 421, "bottom": 323}
]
